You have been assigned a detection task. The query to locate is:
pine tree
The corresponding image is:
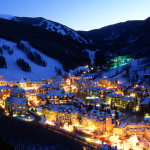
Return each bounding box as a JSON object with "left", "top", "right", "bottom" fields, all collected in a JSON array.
[
  {"left": 0, "top": 56, "right": 7, "bottom": 68},
  {"left": 16, "top": 58, "right": 31, "bottom": 72}
]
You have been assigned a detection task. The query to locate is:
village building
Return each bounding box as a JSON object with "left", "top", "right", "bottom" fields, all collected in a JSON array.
[
  {"left": 105, "top": 93, "right": 122, "bottom": 106},
  {"left": 42, "top": 105, "right": 79, "bottom": 124},
  {"left": 5, "top": 96, "right": 28, "bottom": 117},
  {"left": 121, "top": 96, "right": 137, "bottom": 108},
  {"left": 10, "top": 86, "right": 26, "bottom": 98},
  {"left": 140, "top": 97, "right": 150, "bottom": 112},
  {"left": 0, "top": 86, "right": 12, "bottom": 100},
  {"left": 113, "top": 122, "right": 150, "bottom": 137}
]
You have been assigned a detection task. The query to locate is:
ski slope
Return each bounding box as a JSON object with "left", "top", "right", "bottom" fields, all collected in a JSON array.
[{"left": 0, "top": 38, "right": 64, "bottom": 81}]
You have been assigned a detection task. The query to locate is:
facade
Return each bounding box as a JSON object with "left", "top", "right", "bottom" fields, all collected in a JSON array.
[
  {"left": 42, "top": 105, "right": 79, "bottom": 124},
  {"left": 5, "top": 97, "right": 28, "bottom": 117},
  {"left": 113, "top": 122, "right": 150, "bottom": 136},
  {"left": 106, "top": 116, "right": 115, "bottom": 132},
  {"left": 10, "top": 87, "right": 26, "bottom": 98},
  {"left": 81, "top": 115, "right": 106, "bottom": 131},
  {"left": 145, "top": 129, "right": 150, "bottom": 141},
  {"left": 121, "top": 96, "right": 137, "bottom": 108},
  {"left": 141, "top": 97, "right": 150, "bottom": 112},
  {"left": 0, "top": 86, "right": 12, "bottom": 100},
  {"left": 105, "top": 93, "right": 122, "bottom": 106}
]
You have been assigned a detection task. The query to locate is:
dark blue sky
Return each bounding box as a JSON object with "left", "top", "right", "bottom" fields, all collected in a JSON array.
[{"left": 0, "top": 0, "right": 150, "bottom": 31}]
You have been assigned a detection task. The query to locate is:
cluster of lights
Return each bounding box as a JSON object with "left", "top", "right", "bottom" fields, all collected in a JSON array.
[
  {"left": 45, "top": 119, "right": 54, "bottom": 126},
  {"left": 108, "top": 134, "right": 146, "bottom": 150},
  {"left": 63, "top": 123, "right": 73, "bottom": 132}
]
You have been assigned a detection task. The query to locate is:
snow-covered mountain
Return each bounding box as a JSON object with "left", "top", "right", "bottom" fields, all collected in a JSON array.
[
  {"left": 0, "top": 14, "right": 93, "bottom": 45},
  {"left": 0, "top": 38, "right": 64, "bottom": 81},
  {"left": 0, "top": 14, "right": 14, "bottom": 20},
  {"left": 1, "top": 14, "right": 150, "bottom": 78},
  {"left": 80, "top": 17, "right": 150, "bottom": 66},
  {"left": 32, "top": 19, "right": 92, "bottom": 44},
  {"left": 0, "top": 15, "right": 94, "bottom": 71}
]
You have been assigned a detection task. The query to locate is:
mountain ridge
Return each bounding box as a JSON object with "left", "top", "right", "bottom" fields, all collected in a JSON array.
[
  {"left": 0, "top": 14, "right": 150, "bottom": 76},
  {"left": 0, "top": 17, "right": 98, "bottom": 71},
  {"left": 79, "top": 16, "right": 150, "bottom": 62},
  {"left": 0, "top": 14, "right": 93, "bottom": 45}
]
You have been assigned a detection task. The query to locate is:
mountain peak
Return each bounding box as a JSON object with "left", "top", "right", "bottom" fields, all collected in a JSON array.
[
  {"left": 0, "top": 14, "right": 15, "bottom": 20},
  {"left": 0, "top": 15, "right": 93, "bottom": 45}
]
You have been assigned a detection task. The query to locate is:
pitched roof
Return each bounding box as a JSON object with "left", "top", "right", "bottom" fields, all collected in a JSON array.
[
  {"left": 106, "top": 93, "right": 122, "bottom": 97},
  {"left": 141, "top": 97, "right": 150, "bottom": 104},
  {"left": 6, "top": 96, "right": 27, "bottom": 105},
  {"left": 122, "top": 96, "right": 136, "bottom": 101}
]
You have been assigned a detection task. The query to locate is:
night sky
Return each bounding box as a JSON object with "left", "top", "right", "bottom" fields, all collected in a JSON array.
[{"left": 0, "top": 0, "right": 150, "bottom": 30}]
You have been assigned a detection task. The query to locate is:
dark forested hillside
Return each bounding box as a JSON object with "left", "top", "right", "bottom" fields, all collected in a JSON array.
[
  {"left": 1, "top": 16, "right": 150, "bottom": 72},
  {"left": 79, "top": 20, "right": 142, "bottom": 42},
  {"left": 79, "top": 17, "right": 150, "bottom": 59},
  {"left": 0, "top": 115, "right": 88, "bottom": 150},
  {"left": 0, "top": 18, "right": 94, "bottom": 71}
]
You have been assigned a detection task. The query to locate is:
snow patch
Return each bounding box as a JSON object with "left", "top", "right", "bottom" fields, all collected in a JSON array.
[
  {"left": 0, "top": 38, "right": 64, "bottom": 81},
  {"left": 33, "top": 19, "right": 89, "bottom": 44},
  {"left": 69, "top": 66, "right": 89, "bottom": 74},
  {"left": 86, "top": 49, "right": 99, "bottom": 65},
  {"left": 104, "top": 33, "right": 120, "bottom": 40},
  {"left": 129, "top": 35, "right": 138, "bottom": 43},
  {"left": 0, "top": 14, "right": 15, "bottom": 20},
  {"left": 94, "top": 57, "right": 150, "bottom": 86}
]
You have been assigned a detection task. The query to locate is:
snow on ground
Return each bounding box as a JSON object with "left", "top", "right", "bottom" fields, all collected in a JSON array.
[
  {"left": 34, "top": 20, "right": 67, "bottom": 35},
  {"left": 0, "top": 14, "right": 93, "bottom": 44},
  {"left": 33, "top": 19, "right": 91, "bottom": 44},
  {"left": 39, "top": 117, "right": 46, "bottom": 124},
  {"left": 104, "top": 32, "right": 120, "bottom": 41},
  {"left": 69, "top": 65, "right": 89, "bottom": 74},
  {"left": 64, "top": 26, "right": 88, "bottom": 44},
  {"left": 0, "top": 38, "right": 64, "bottom": 81},
  {"left": 86, "top": 49, "right": 99, "bottom": 65},
  {"left": 94, "top": 58, "right": 150, "bottom": 85}
]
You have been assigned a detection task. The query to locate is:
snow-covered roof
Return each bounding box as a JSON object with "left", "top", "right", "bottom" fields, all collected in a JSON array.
[
  {"left": 76, "top": 98, "right": 84, "bottom": 103},
  {"left": 106, "top": 93, "right": 122, "bottom": 97},
  {"left": 67, "top": 93, "right": 74, "bottom": 97},
  {"left": 35, "top": 106, "right": 43, "bottom": 112},
  {"left": 0, "top": 86, "right": 12, "bottom": 90},
  {"left": 6, "top": 96, "right": 27, "bottom": 105},
  {"left": 37, "top": 94, "right": 47, "bottom": 99},
  {"left": 141, "top": 97, "right": 150, "bottom": 105},
  {"left": 11, "top": 87, "right": 25, "bottom": 94},
  {"left": 38, "top": 84, "right": 52, "bottom": 90},
  {"left": 128, "top": 88, "right": 135, "bottom": 92},
  {"left": 86, "top": 87, "right": 106, "bottom": 91},
  {"left": 144, "top": 92, "right": 150, "bottom": 95},
  {"left": 46, "top": 90, "right": 74, "bottom": 98},
  {"left": 46, "top": 92, "right": 65, "bottom": 97},
  {"left": 106, "top": 88, "right": 114, "bottom": 92},
  {"left": 26, "top": 90, "right": 37, "bottom": 94},
  {"left": 89, "top": 110, "right": 100, "bottom": 115},
  {"left": 122, "top": 96, "right": 136, "bottom": 101},
  {"left": 0, "top": 14, "right": 14, "bottom": 20},
  {"left": 46, "top": 105, "right": 78, "bottom": 113}
]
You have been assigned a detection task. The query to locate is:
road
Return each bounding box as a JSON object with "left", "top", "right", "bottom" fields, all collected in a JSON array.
[
  {"left": 28, "top": 110, "right": 41, "bottom": 122},
  {"left": 47, "top": 125, "right": 98, "bottom": 149}
]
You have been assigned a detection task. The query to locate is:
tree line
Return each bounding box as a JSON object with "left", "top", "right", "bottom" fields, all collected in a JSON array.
[
  {"left": 16, "top": 58, "right": 31, "bottom": 72},
  {"left": 17, "top": 41, "right": 47, "bottom": 67},
  {"left": 2, "top": 44, "right": 14, "bottom": 55},
  {"left": 0, "top": 56, "right": 7, "bottom": 68}
]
